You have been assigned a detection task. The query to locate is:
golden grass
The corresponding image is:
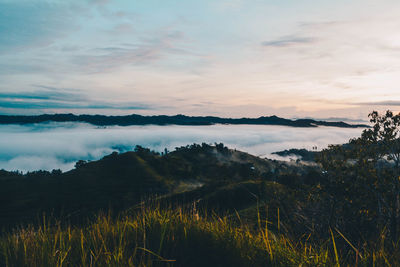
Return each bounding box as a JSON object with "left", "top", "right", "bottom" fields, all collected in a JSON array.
[{"left": 0, "top": 205, "right": 398, "bottom": 266}]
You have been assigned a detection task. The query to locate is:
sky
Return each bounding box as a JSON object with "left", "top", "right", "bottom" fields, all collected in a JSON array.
[{"left": 1, "top": 0, "right": 400, "bottom": 119}]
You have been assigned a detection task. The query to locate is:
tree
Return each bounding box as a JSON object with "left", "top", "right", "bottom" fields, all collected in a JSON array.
[
  {"left": 361, "top": 110, "right": 400, "bottom": 241},
  {"left": 318, "top": 110, "right": 400, "bottom": 242},
  {"left": 74, "top": 160, "right": 87, "bottom": 169}
]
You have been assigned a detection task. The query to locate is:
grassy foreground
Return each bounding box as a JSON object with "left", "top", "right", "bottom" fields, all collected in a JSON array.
[
  {"left": 1, "top": 205, "right": 327, "bottom": 267},
  {"left": 1, "top": 205, "right": 396, "bottom": 267}
]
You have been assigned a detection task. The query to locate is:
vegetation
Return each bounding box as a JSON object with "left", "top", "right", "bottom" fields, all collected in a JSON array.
[
  {"left": 318, "top": 110, "right": 400, "bottom": 243},
  {"left": 0, "top": 206, "right": 331, "bottom": 267},
  {"left": 1, "top": 110, "right": 400, "bottom": 266},
  {"left": 272, "top": 148, "right": 319, "bottom": 162},
  {"left": 0, "top": 204, "right": 398, "bottom": 266}
]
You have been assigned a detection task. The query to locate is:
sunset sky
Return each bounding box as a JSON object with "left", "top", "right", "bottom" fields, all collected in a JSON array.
[{"left": 1, "top": 0, "right": 400, "bottom": 119}]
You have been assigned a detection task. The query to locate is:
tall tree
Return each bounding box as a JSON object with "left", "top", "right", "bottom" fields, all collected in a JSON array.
[{"left": 318, "top": 110, "right": 400, "bottom": 241}]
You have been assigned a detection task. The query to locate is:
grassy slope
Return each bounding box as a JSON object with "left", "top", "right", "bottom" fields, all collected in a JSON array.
[
  {"left": 1, "top": 207, "right": 331, "bottom": 267},
  {"left": 0, "top": 144, "right": 399, "bottom": 266},
  {"left": 2, "top": 206, "right": 397, "bottom": 266}
]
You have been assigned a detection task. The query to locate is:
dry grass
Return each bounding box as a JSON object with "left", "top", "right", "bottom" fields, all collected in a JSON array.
[{"left": 0, "top": 205, "right": 398, "bottom": 266}]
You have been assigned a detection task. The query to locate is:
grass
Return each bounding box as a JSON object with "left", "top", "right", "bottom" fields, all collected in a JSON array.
[{"left": 0, "top": 205, "right": 399, "bottom": 266}]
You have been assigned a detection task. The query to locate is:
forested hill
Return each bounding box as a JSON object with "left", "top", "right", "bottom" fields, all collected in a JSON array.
[
  {"left": 0, "top": 113, "right": 368, "bottom": 128},
  {"left": 0, "top": 143, "right": 308, "bottom": 230}
]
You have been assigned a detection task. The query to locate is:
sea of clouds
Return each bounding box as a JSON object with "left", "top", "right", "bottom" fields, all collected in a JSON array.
[{"left": 0, "top": 122, "right": 365, "bottom": 172}]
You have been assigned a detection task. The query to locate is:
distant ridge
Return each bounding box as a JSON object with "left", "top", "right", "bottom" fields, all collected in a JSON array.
[{"left": 0, "top": 113, "right": 369, "bottom": 128}]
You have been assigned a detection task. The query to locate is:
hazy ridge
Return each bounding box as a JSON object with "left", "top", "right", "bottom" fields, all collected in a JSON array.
[{"left": 0, "top": 113, "right": 369, "bottom": 128}]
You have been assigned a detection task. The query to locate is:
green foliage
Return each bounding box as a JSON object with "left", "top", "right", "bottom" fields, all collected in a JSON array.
[{"left": 318, "top": 110, "right": 400, "bottom": 243}]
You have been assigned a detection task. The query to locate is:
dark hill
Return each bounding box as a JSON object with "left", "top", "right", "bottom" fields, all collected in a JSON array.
[
  {"left": 0, "top": 143, "right": 314, "bottom": 231},
  {"left": 272, "top": 148, "right": 319, "bottom": 162},
  {"left": 0, "top": 113, "right": 368, "bottom": 128}
]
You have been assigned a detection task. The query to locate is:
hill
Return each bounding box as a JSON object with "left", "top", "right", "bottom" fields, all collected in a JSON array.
[
  {"left": 0, "top": 143, "right": 309, "bottom": 230},
  {"left": 0, "top": 142, "right": 398, "bottom": 266},
  {"left": 0, "top": 113, "right": 368, "bottom": 128},
  {"left": 272, "top": 148, "right": 319, "bottom": 162}
]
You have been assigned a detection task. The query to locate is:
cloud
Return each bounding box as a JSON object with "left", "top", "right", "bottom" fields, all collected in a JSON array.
[
  {"left": 0, "top": 87, "right": 84, "bottom": 102},
  {"left": 0, "top": 62, "right": 47, "bottom": 75},
  {"left": 261, "top": 35, "right": 315, "bottom": 47},
  {"left": 109, "top": 23, "right": 135, "bottom": 34},
  {"left": 78, "top": 46, "right": 161, "bottom": 71},
  {"left": 0, "top": 2, "right": 76, "bottom": 52},
  {"left": 0, "top": 87, "right": 151, "bottom": 111},
  {"left": 0, "top": 123, "right": 365, "bottom": 172},
  {"left": 89, "top": 0, "right": 110, "bottom": 6},
  {"left": 2, "top": 1, "right": 400, "bottom": 119},
  {"left": 73, "top": 30, "right": 190, "bottom": 73},
  {"left": 0, "top": 86, "right": 86, "bottom": 109},
  {"left": 355, "top": 101, "right": 400, "bottom": 106},
  {"left": 0, "top": 100, "right": 150, "bottom": 110}
]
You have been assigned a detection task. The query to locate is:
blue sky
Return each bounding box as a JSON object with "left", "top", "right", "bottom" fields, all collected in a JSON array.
[{"left": 1, "top": 0, "right": 400, "bottom": 119}]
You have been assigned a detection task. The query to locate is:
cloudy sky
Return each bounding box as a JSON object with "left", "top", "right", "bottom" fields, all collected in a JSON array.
[{"left": 1, "top": 0, "right": 400, "bottom": 119}]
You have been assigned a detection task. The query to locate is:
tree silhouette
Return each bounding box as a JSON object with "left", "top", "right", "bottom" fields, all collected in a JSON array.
[{"left": 318, "top": 110, "right": 400, "bottom": 241}]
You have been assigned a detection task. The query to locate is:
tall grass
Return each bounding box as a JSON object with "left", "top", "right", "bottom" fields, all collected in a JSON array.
[{"left": 0, "top": 205, "right": 398, "bottom": 266}]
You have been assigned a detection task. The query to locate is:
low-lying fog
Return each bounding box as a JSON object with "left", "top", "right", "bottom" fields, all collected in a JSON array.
[{"left": 0, "top": 123, "right": 365, "bottom": 172}]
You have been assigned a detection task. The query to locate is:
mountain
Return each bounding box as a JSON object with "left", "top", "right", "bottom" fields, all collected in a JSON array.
[{"left": 0, "top": 113, "right": 369, "bottom": 128}]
